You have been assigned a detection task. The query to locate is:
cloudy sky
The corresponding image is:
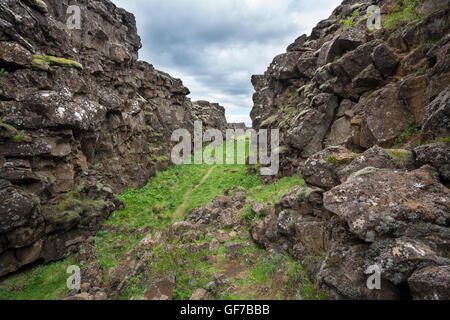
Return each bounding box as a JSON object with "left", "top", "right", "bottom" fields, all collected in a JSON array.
[{"left": 111, "top": 0, "right": 341, "bottom": 126}]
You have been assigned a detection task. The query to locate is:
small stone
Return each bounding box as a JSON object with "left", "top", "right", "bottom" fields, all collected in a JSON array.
[
  {"left": 94, "top": 291, "right": 107, "bottom": 300},
  {"left": 209, "top": 238, "right": 220, "bottom": 252},
  {"left": 216, "top": 230, "right": 230, "bottom": 243},
  {"left": 189, "top": 288, "right": 212, "bottom": 300},
  {"left": 74, "top": 292, "right": 93, "bottom": 300},
  {"left": 225, "top": 242, "right": 247, "bottom": 260},
  {"left": 143, "top": 276, "right": 176, "bottom": 300},
  {"left": 80, "top": 282, "right": 91, "bottom": 293}
]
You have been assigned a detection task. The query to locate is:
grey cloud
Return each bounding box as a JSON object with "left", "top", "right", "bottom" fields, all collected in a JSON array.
[{"left": 111, "top": 0, "right": 341, "bottom": 121}]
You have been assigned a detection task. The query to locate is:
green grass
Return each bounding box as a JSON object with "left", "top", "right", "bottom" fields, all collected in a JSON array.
[
  {"left": 383, "top": 0, "right": 422, "bottom": 31},
  {"left": 0, "top": 257, "right": 76, "bottom": 300},
  {"left": 386, "top": 150, "right": 412, "bottom": 160},
  {"left": 120, "top": 239, "right": 220, "bottom": 300},
  {"left": 339, "top": 7, "right": 362, "bottom": 30},
  {"left": 0, "top": 137, "right": 309, "bottom": 300},
  {"left": 96, "top": 138, "right": 262, "bottom": 273},
  {"left": 11, "top": 130, "right": 32, "bottom": 143},
  {"left": 251, "top": 254, "right": 284, "bottom": 283},
  {"left": 285, "top": 257, "right": 327, "bottom": 300},
  {"left": 327, "top": 156, "right": 338, "bottom": 165},
  {"left": 422, "top": 136, "right": 450, "bottom": 145},
  {"left": 391, "top": 118, "right": 421, "bottom": 148}
]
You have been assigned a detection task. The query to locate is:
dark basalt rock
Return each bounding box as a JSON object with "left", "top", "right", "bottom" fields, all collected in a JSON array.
[
  {"left": 0, "top": 0, "right": 227, "bottom": 277},
  {"left": 249, "top": 0, "right": 450, "bottom": 299}
]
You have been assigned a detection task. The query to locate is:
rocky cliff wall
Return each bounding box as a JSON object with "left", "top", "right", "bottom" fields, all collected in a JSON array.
[
  {"left": 251, "top": 0, "right": 448, "bottom": 166},
  {"left": 0, "top": 0, "right": 227, "bottom": 277},
  {"left": 249, "top": 0, "right": 450, "bottom": 299}
]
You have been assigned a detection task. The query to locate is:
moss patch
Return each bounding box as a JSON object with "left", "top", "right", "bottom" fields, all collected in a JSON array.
[{"left": 31, "top": 55, "right": 83, "bottom": 70}]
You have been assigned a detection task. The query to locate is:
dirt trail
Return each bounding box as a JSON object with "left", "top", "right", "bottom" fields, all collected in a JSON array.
[{"left": 174, "top": 165, "right": 217, "bottom": 217}]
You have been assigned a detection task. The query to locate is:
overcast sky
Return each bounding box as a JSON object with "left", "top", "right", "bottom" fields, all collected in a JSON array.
[{"left": 111, "top": 0, "right": 341, "bottom": 126}]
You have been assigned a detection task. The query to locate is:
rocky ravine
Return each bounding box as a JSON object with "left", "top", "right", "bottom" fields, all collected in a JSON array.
[
  {"left": 0, "top": 0, "right": 227, "bottom": 277},
  {"left": 0, "top": 0, "right": 449, "bottom": 301},
  {"left": 249, "top": 0, "right": 449, "bottom": 299}
]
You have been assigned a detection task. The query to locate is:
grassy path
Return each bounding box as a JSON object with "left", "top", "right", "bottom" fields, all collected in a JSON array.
[
  {"left": 0, "top": 139, "right": 316, "bottom": 300},
  {"left": 174, "top": 165, "right": 217, "bottom": 218}
]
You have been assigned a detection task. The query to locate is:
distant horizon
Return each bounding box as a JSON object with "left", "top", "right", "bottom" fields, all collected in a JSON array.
[{"left": 111, "top": 0, "right": 342, "bottom": 126}]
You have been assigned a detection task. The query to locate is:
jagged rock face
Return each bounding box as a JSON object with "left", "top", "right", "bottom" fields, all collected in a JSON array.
[
  {"left": 249, "top": 0, "right": 450, "bottom": 300},
  {"left": 323, "top": 166, "right": 450, "bottom": 243},
  {"left": 0, "top": 0, "right": 227, "bottom": 277},
  {"left": 414, "top": 142, "right": 450, "bottom": 182},
  {"left": 250, "top": 0, "right": 450, "bottom": 163},
  {"left": 192, "top": 100, "right": 228, "bottom": 133}
]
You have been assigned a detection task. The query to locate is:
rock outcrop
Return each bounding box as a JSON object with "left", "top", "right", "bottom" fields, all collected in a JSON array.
[
  {"left": 249, "top": 0, "right": 450, "bottom": 300},
  {"left": 0, "top": 0, "right": 227, "bottom": 277},
  {"left": 250, "top": 0, "right": 449, "bottom": 163}
]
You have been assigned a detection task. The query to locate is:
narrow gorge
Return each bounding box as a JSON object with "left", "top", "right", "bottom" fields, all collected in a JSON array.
[{"left": 0, "top": 0, "right": 449, "bottom": 301}]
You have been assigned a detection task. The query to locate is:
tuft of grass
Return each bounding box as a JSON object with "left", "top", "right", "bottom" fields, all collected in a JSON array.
[
  {"left": 11, "top": 130, "right": 32, "bottom": 143},
  {"left": 391, "top": 118, "right": 421, "bottom": 148},
  {"left": 327, "top": 156, "right": 339, "bottom": 165},
  {"left": 421, "top": 136, "right": 450, "bottom": 145},
  {"left": 285, "top": 257, "right": 327, "bottom": 300},
  {"left": 383, "top": 0, "right": 422, "bottom": 31},
  {"left": 339, "top": 7, "right": 361, "bottom": 30},
  {"left": 0, "top": 256, "right": 76, "bottom": 300},
  {"left": 251, "top": 254, "right": 284, "bottom": 283},
  {"left": 0, "top": 68, "right": 8, "bottom": 75}
]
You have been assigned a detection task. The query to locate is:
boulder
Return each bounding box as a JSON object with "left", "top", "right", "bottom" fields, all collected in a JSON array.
[
  {"left": 368, "top": 238, "right": 449, "bottom": 284},
  {"left": 421, "top": 86, "right": 450, "bottom": 142},
  {"left": 251, "top": 202, "right": 271, "bottom": 217},
  {"left": 371, "top": 42, "right": 399, "bottom": 77},
  {"left": 317, "top": 244, "right": 401, "bottom": 300},
  {"left": 425, "top": 35, "right": 450, "bottom": 101},
  {"left": 360, "top": 84, "right": 413, "bottom": 148},
  {"left": 225, "top": 242, "right": 249, "bottom": 260},
  {"left": 296, "top": 51, "right": 317, "bottom": 78},
  {"left": 337, "top": 145, "right": 398, "bottom": 183},
  {"left": 352, "top": 64, "right": 384, "bottom": 93},
  {"left": 302, "top": 146, "right": 356, "bottom": 189},
  {"left": 398, "top": 76, "right": 428, "bottom": 124},
  {"left": 142, "top": 276, "right": 176, "bottom": 300},
  {"left": 286, "top": 34, "right": 308, "bottom": 52},
  {"left": 267, "top": 52, "right": 303, "bottom": 80},
  {"left": 286, "top": 94, "right": 338, "bottom": 158},
  {"left": 324, "top": 166, "right": 450, "bottom": 243},
  {"left": 317, "top": 25, "right": 366, "bottom": 66},
  {"left": 324, "top": 117, "right": 352, "bottom": 147},
  {"left": 0, "top": 42, "right": 33, "bottom": 68},
  {"left": 332, "top": 40, "right": 381, "bottom": 82},
  {"left": 414, "top": 142, "right": 450, "bottom": 182},
  {"left": 190, "top": 288, "right": 212, "bottom": 301},
  {"left": 0, "top": 182, "right": 35, "bottom": 234},
  {"left": 408, "top": 265, "right": 450, "bottom": 300}
]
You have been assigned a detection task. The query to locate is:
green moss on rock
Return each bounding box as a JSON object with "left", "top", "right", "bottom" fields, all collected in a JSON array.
[
  {"left": 0, "top": 121, "right": 18, "bottom": 139},
  {"left": 31, "top": 55, "right": 83, "bottom": 70},
  {"left": 34, "top": 0, "right": 48, "bottom": 13}
]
